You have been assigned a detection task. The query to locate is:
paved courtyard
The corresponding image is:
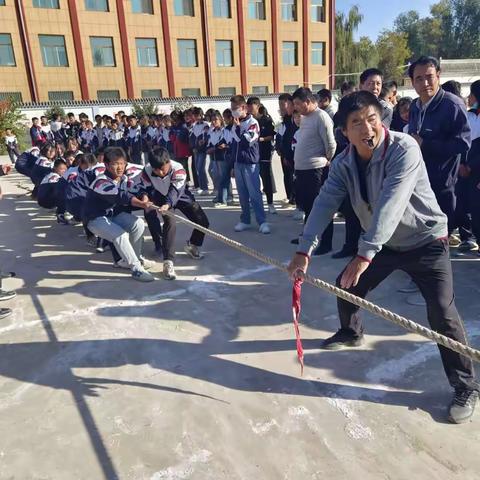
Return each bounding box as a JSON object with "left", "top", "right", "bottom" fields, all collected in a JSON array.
[{"left": 1, "top": 158, "right": 480, "bottom": 479}]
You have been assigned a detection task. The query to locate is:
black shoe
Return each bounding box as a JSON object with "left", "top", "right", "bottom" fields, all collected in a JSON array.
[
  {"left": 448, "top": 388, "right": 478, "bottom": 424},
  {"left": 332, "top": 247, "right": 357, "bottom": 259},
  {"left": 0, "top": 308, "right": 12, "bottom": 319},
  {"left": 312, "top": 244, "right": 332, "bottom": 256},
  {"left": 290, "top": 238, "right": 299, "bottom": 245},
  {"left": 321, "top": 329, "right": 364, "bottom": 350},
  {"left": 0, "top": 289, "right": 16, "bottom": 302}
]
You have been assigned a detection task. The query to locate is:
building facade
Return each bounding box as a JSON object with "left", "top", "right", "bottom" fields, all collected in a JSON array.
[{"left": 0, "top": 0, "right": 335, "bottom": 103}]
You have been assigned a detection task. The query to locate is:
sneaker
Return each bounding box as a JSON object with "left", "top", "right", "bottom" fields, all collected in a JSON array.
[
  {"left": 214, "top": 202, "right": 226, "bottom": 208},
  {"left": 290, "top": 237, "right": 300, "bottom": 245},
  {"left": 184, "top": 242, "right": 204, "bottom": 259},
  {"left": 163, "top": 260, "right": 176, "bottom": 280},
  {"left": 200, "top": 190, "right": 210, "bottom": 196},
  {"left": 0, "top": 308, "right": 12, "bottom": 320},
  {"left": 86, "top": 236, "right": 97, "bottom": 248},
  {"left": 131, "top": 268, "right": 155, "bottom": 283},
  {"left": 321, "top": 329, "right": 364, "bottom": 350},
  {"left": 449, "top": 234, "right": 461, "bottom": 247},
  {"left": 0, "top": 289, "right": 17, "bottom": 302},
  {"left": 140, "top": 256, "right": 155, "bottom": 270},
  {"left": 113, "top": 259, "right": 130, "bottom": 270},
  {"left": 259, "top": 223, "right": 271, "bottom": 234},
  {"left": 196, "top": 189, "right": 204, "bottom": 195},
  {"left": 292, "top": 208, "right": 305, "bottom": 221},
  {"left": 458, "top": 240, "right": 479, "bottom": 252},
  {"left": 234, "top": 222, "right": 251, "bottom": 232},
  {"left": 448, "top": 388, "right": 478, "bottom": 424},
  {"left": 63, "top": 211, "right": 74, "bottom": 223},
  {"left": 56, "top": 213, "right": 69, "bottom": 225},
  {"left": 398, "top": 279, "right": 418, "bottom": 293},
  {"left": 96, "top": 238, "right": 107, "bottom": 253},
  {"left": 268, "top": 204, "right": 277, "bottom": 215}
]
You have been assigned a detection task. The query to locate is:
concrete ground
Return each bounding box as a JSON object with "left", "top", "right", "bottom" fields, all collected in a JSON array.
[{"left": 0, "top": 155, "right": 480, "bottom": 480}]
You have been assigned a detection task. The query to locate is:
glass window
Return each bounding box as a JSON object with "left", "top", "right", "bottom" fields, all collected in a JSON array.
[
  {"left": 85, "top": 0, "right": 109, "bottom": 11},
  {"left": 177, "top": 39, "right": 198, "bottom": 67},
  {"left": 174, "top": 0, "right": 194, "bottom": 16},
  {"left": 252, "top": 86, "right": 268, "bottom": 94},
  {"left": 281, "top": 0, "right": 296, "bottom": 21},
  {"left": 248, "top": 0, "right": 265, "bottom": 20},
  {"left": 90, "top": 37, "right": 116, "bottom": 67},
  {"left": 0, "top": 92, "right": 23, "bottom": 102},
  {"left": 181, "top": 88, "right": 201, "bottom": 97},
  {"left": 0, "top": 34, "right": 15, "bottom": 66},
  {"left": 284, "top": 84, "right": 298, "bottom": 93},
  {"left": 141, "top": 89, "right": 162, "bottom": 98},
  {"left": 136, "top": 38, "right": 158, "bottom": 67},
  {"left": 250, "top": 40, "right": 266, "bottom": 66},
  {"left": 215, "top": 40, "right": 233, "bottom": 67},
  {"left": 131, "top": 0, "right": 153, "bottom": 14},
  {"left": 213, "top": 0, "right": 230, "bottom": 18},
  {"left": 48, "top": 91, "right": 74, "bottom": 101},
  {"left": 0, "top": 1, "right": 6, "bottom": 5},
  {"left": 282, "top": 41, "right": 297, "bottom": 66},
  {"left": 312, "top": 83, "right": 326, "bottom": 91},
  {"left": 219, "top": 87, "right": 236, "bottom": 96},
  {"left": 97, "top": 89, "right": 120, "bottom": 99},
  {"left": 311, "top": 41, "right": 325, "bottom": 65},
  {"left": 311, "top": 0, "right": 325, "bottom": 22},
  {"left": 39, "top": 35, "right": 68, "bottom": 67},
  {"left": 33, "top": 0, "right": 59, "bottom": 8}
]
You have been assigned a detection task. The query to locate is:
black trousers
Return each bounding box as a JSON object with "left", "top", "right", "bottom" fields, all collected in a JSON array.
[
  {"left": 336, "top": 239, "right": 476, "bottom": 391},
  {"left": 454, "top": 177, "right": 473, "bottom": 242},
  {"left": 259, "top": 161, "right": 275, "bottom": 205},
  {"left": 338, "top": 196, "right": 362, "bottom": 252},
  {"left": 435, "top": 188, "right": 456, "bottom": 236},
  {"left": 153, "top": 193, "right": 209, "bottom": 261},
  {"left": 295, "top": 167, "right": 333, "bottom": 249},
  {"left": 280, "top": 157, "right": 295, "bottom": 203},
  {"left": 470, "top": 180, "right": 480, "bottom": 242}
]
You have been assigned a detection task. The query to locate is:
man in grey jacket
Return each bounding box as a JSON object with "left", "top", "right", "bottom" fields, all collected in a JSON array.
[{"left": 288, "top": 91, "right": 478, "bottom": 424}]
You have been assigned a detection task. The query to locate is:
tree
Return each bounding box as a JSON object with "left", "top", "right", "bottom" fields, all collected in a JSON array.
[
  {"left": 376, "top": 31, "right": 411, "bottom": 82},
  {"left": 44, "top": 105, "right": 65, "bottom": 122},
  {"left": 131, "top": 101, "right": 159, "bottom": 118},
  {"left": 0, "top": 99, "right": 26, "bottom": 155}
]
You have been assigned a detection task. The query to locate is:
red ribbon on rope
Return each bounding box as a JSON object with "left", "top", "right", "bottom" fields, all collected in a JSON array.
[{"left": 292, "top": 278, "right": 305, "bottom": 376}]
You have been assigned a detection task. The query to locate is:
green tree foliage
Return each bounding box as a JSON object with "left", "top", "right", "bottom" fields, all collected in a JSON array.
[
  {"left": 131, "top": 101, "right": 159, "bottom": 118},
  {"left": 0, "top": 99, "right": 26, "bottom": 155},
  {"left": 376, "top": 31, "right": 411, "bottom": 82},
  {"left": 44, "top": 105, "right": 66, "bottom": 121}
]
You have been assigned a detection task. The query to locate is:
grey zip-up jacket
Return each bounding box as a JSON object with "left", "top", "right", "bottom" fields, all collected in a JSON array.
[{"left": 298, "top": 129, "right": 448, "bottom": 260}]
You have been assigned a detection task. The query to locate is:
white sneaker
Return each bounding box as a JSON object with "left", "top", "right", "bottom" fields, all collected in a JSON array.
[
  {"left": 292, "top": 208, "right": 305, "bottom": 221},
  {"left": 259, "top": 223, "right": 271, "bottom": 234},
  {"left": 235, "top": 222, "right": 251, "bottom": 232},
  {"left": 184, "top": 242, "right": 204, "bottom": 259},
  {"left": 140, "top": 256, "right": 155, "bottom": 270},
  {"left": 132, "top": 268, "right": 155, "bottom": 282},
  {"left": 200, "top": 190, "right": 210, "bottom": 196},
  {"left": 113, "top": 259, "right": 130, "bottom": 270},
  {"left": 268, "top": 204, "right": 277, "bottom": 214},
  {"left": 163, "top": 260, "right": 176, "bottom": 280},
  {"left": 196, "top": 189, "right": 204, "bottom": 195}
]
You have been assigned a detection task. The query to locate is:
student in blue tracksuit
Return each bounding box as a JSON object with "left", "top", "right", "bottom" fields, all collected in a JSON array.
[
  {"left": 124, "top": 115, "right": 143, "bottom": 165},
  {"left": 37, "top": 158, "right": 68, "bottom": 211}
]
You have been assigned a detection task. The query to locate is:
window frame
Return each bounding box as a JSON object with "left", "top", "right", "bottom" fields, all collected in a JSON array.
[
  {"left": 90, "top": 36, "right": 116, "bottom": 67},
  {"left": 215, "top": 40, "right": 233, "bottom": 67},
  {"left": 131, "top": 0, "right": 153, "bottom": 14},
  {"left": 181, "top": 88, "right": 201, "bottom": 97},
  {"left": 48, "top": 91, "right": 74, "bottom": 101},
  {"left": 177, "top": 39, "right": 198, "bottom": 68},
  {"left": 33, "top": 0, "right": 60, "bottom": 8},
  {"left": 135, "top": 38, "right": 159, "bottom": 67},
  {"left": 0, "top": 33, "right": 16, "bottom": 67},
  {"left": 218, "top": 86, "right": 236, "bottom": 96},
  {"left": 248, "top": 0, "right": 266, "bottom": 20},
  {"left": 282, "top": 41, "right": 298, "bottom": 66},
  {"left": 311, "top": 41, "right": 326, "bottom": 65},
  {"left": 85, "top": 0, "right": 109, "bottom": 12},
  {"left": 97, "top": 89, "right": 120, "bottom": 100},
  {"left": 212, "top": 0, "right": 230, "bottom": 18},
  {"left": 174, "top": 0, "right": 194, "bottom": 16},
  {"left": 311, "top": 0, "right": 325, "bottom": 22},
  {"left": 141, "top": 89, "right": 162, "bottom": 98},
  {"left": 250, "top": 40, "right": 267, "bottom": 67},
  {"left": 280, "top": 0, "right": 297, "bottom": 22},
  {"left": 39, "top": 34, "right": 69, "bottom": 67},
  {"left": 252, "top": 85, "right": 269, "bottom": 94}
]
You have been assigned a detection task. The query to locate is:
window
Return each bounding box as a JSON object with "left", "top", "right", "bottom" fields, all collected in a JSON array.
[
  {"left": 85, "top": 0, "right": 109, "bottom": 11},
  {"left": 219, "top": 87, "right": 236, "bottom": 96},
  {"left": 282, "top": 41, "right": 297, "bottom": 66},
  {"left": 0, "top": 92, "right": 22, "bottom": 102},
  {"left": 250, "top": 41, "right": 266, "bottom": 66},
  {"left": 213, "top": 0, "right": 230, "bottom": 17},
  {"left": 39, "top": 35, "right": 68, "bottom": 67},
  {"left": 141, "top": 89, "right": 162, "bottom": 98},
  {"left": 252, "top": 86, "right": 268, "bottom": 94},
  {"left": 48, "top": 91, "right": 74, "bottom": 101},
  {"left": 97, "top": 89, "right": 120, "bottom": 99},
  {"left": 0, "top": 1, "right": 5, "bottom": 5},
  {"left": 311, "top": 41, "right": 325, "bottom": 65},
  {"left": 90, "top": 37, "right": 115, "bottom": 66},
  {"left": 0, "top": 34, "right": 15, "bottom": 66},
  {"left": 284, "top": 84, "right": 298, "bottom": 93},
  {"left": 311, "top": 0, "right": 325, "bottom": 22},
  {"left": 174, "top": 0, "right": 194, "bottom": 16},
  {"left": 281, "top": 0, "right": 296, "bottom": 21},
  {"left": 131, "top": 0, "right": 153, "bottom": 13},
  {"left": 215, "top": 40, "right": 233, "bottom": 67},
  {"left": 33, "top": 0, "right": 59, "bottom": 8},
  {"left": 177, "top": 39, "right": 198, "bottom": 67},
  {"left": 248, "top": 0, "right": 265, "bottom": 20},
  {"left": 181, "top": 88, "right": 201, "bottom": 97},
  {"left": 136, "top": 38, "right": 158, "bottom": 67},
  {"left": 312, "top": 83, "right": 326, "bottom": 91}
]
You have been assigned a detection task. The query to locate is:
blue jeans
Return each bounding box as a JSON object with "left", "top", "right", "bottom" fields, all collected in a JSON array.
[
  {"left": 195, "top": 151, "right": 209, "bottom": 190},
  {"left": 215, "top": 161, "right": 232, "bottom": 204},
  {"left": 234, "top": 163, "right": 266, "bottom": 225}
]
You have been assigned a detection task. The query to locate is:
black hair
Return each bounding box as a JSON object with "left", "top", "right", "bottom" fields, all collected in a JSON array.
[
  {"left": 192, "top": 107, "right": 204, "bottom": 116},
  {"left": 246, "top": 96, "right": 261, "bottom": 106},
  {"left": 127, "top": 115, "right": 137, "bottom": 121},
  {"left": 64, "top": 149, "right": 76, "bottom": 158},
  {"left": 103, "top": 147, "right": 127, "bottom": 164},
  {"left": 40, "top": 142, "right": 55, "bottom": 157},
  {"left": 292, "top": 87, "right": 315, "bottom": 103},
  {"left": 278, "top": 93, "right": 293, "bottom": 102},
  {"left": 222, "top": 108, "right": 232, "bottom": 117},
  {"left": 396, "top": 96, "right": 412, "bottom": 110},
  {"left": 408, "top": 56, "right": 440, "bottom": 79},
  {"left": 96, "top": 146, "right": 105, "bottom": 156},
  {"left": 336, "top": 91, "right": 383, "bottom": 128},
  {"left": 317, "top": 88, "right": 332, "bottom": 102},
  {"left": 470, "top": 80, "right": 480, "bottom": 104},
  {"left": 95, "top": 114, "right": 102, "bottom": 120},
  {"left": 258, "top": 105, "right": 270, "bottom": 118},
  {"left": 32, "top": 117, "right": 38, "bottom": 122},
  {"left": 67, "top": 112, "right": 75, "bottom": 117},
  {"left": 148, "top": 146, "right": 171, "bottom": 169},
  {"left": 360, "top": 68, "right": 383, "bottom": 85},
  {"left": 442, "top": 80, "right": 462, "bottom": 98},
  {"left": 78, "top": 153, "right": 97, "bottom": 167},
  {"left": 53, "top": 158, "right": 67, "bottom": 170},
  {"left": 340, "top": 81, "right": 356, "bottom": 95},
  {"left": 231, "top": 94, "right": 246, "bottom": 105}
]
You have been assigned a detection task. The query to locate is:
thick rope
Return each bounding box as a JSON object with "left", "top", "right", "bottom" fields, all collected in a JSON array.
[{"left": 166, "top": 210, "right": 480, "bottom": 364}]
